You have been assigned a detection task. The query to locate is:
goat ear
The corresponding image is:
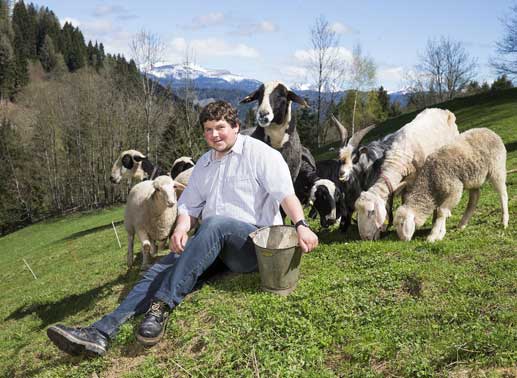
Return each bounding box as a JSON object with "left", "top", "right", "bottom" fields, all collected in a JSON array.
[
  {"left": 121, "top": 154, "right": 133, "bottom": 169},
  {"left": 446, "top": 109, "right": 456, "bottom": 126},
  {"left": 359, "top": 146, "right": 368, "bottom": 155},
  {"left": 374, "top": 200, "right": 387, "bottom": 229},
  {"left": 240, "top": 85, "right": 264, "bottom": 103},
  {"left": 308, "top": 206, "right": 318, "bottom": 219},
  {"left": 287, "top": 91, "right": 309, "bottom": 108},
  {"left": 133, "top": 155, "right": 145, "bottom": 162}
]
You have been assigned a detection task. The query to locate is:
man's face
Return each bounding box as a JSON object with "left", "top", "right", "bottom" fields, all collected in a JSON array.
[{"left": 203, "top": 119, "right": 239, "bottom": 156}]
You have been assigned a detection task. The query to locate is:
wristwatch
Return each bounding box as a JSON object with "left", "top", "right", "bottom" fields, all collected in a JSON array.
[{"left": 295, "top": 219, "right": 310, "bottom": 230}]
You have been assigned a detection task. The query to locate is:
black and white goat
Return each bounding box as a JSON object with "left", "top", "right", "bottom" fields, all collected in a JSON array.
[
  {"left": 240, "top": 81, "right": 312, "bottom": 183},
  {"left": 110, "top": 150, "right": 167, "bottom": 184},
  {"left": 308, "top": 117, "right": 399, "bottom": 233}
]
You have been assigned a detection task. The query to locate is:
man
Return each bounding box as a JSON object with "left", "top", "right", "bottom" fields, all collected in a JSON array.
[{"left": 47, "top": 100, "right": 318, "bottom": 356}]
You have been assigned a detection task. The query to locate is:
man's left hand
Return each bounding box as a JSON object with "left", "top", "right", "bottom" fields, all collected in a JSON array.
[{"left": 297, "top": 226, "right": 318, "bottom": 253}]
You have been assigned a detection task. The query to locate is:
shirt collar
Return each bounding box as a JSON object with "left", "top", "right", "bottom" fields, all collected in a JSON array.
[{"left": 203, "top": 133, "right": 244, "bottom": 167}]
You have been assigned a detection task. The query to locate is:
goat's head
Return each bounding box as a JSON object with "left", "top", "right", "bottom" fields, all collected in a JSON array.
[
  {"left": 110, "top": 150, "right": 146, "bottom": 184},
  {"left": 330, "top": 115, "right": 376, "bottom": 182},
  {"left": 170, "top": 156, "right": 195, "bottom": 179},
  {"left": 355, "top": 191, "right": 387, "bottom": 240},
  {"left": 309, "top": 179, "right": 343, "bottom": 228},
  {"left": 240, "top": 81, "right": 308, "bottom": 128},
  {"left": 394, "top": 205, "right": 416, "bottom": 241},
  {"left": 152, "top": 176, "right": 185, "bottom": 208}
]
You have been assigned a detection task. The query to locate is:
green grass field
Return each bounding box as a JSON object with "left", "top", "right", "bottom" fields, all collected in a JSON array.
[{"left": 1, "top": 89, "right": 516, "bottom": 377}]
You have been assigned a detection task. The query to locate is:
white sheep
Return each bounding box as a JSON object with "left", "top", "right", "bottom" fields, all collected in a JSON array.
[
  {"left": 394, "top": 128, "right": 509, "bottom": 242},
  {"left": 124, "top": 175, "right": 185, "bottom": 269},
  {"left": 355, "top": 108, "right": 460, "bottom": 240}
]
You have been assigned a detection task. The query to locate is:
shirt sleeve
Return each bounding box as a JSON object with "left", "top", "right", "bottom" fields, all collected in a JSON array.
[
  {"left": 177, "top": 165, "right": 205, "bottom": 218},
  {"left": 255, "top": 145, "right": 295, "bottom": 203}
]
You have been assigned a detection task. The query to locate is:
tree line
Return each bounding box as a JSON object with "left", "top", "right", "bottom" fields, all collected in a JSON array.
[{"left": 0, "top": 1, "right": 205, "bottom": 234}]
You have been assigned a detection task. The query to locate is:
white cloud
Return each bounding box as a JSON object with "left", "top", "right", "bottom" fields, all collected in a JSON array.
[
  {"left": 167, "top": 37, "right": 259, "bottom": 59},
  {"left": 378, "top": 66, "right": 405, "bottom": 83},
  {"left": 330, "top": 21, "right": 353, "bottom": 35},
  {"left": 188, "top": 12, "right": 225, "bottom": 29},
  {"left": 82, "top": 19, "right": 114, "bottom": 35},
  {"left": 235, "top": 20, "right": 278, "bottom": 36}
]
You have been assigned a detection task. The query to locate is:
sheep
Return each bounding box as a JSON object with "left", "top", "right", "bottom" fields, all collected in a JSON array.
[
  {"left": 170, "top": 156, "right": 195, "bottom": 180},
  {"left": 124, "top": 175, "right": 185, "bottom": 270},
  {"left": 354, "top": 108, "right": 460, "bottom": 240},
  {"left": 110, "top": 150, "right": 166, "bottom": 184},
  {"left": 394, "top": 128, "right": 509, "bottom": 242}
]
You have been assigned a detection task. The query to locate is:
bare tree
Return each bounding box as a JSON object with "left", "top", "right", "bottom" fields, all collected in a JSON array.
[
  {"left": 412, "top": 37, "right": 477, "bottom": 103},
  {"left": 309, "top": 16, "right": 346, "bottom": 147},
  {"left": 348, "top": 44, "right": 376, "bottom": 134},
  {"left": 129, "top": 30, "right": 166, "bottom": 158},
  {"left": 491, "top": 4, "right": 517, "bottom": 80}
]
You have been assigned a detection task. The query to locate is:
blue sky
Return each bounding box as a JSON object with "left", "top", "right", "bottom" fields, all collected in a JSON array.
[{"left": 30, "top": 0, "right": 515, "bottom": 91}]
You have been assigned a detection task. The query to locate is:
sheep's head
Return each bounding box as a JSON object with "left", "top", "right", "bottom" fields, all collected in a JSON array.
[
  {"left": 170, "top": 156, "right": 195, "bottom": 179},
  {"left": 152, "top": 176, "right": 185, "bottom": 208},
  {"left": 110, "top": 150, "right": 146, "bottom": 184},
  {"left": 355, "top": 191, "right": 387, "bottom": 240},
  {"left": 309, "top": 179, "right": 342, "bottom": 228},
  {"left": 394, "top": 205, "right": 416, "bottom": 241},
  {"left": 240, "top": 81, "right": 308, "bottom": 128}
]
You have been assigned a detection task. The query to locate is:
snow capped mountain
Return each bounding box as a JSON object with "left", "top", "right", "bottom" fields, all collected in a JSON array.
[{"left": 148, "top": 63, "right": 262, "bottom": 92}]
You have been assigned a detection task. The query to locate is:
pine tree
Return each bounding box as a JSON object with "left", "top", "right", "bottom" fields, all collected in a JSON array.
[
  {"left": 377, "top": 86, "right": 389, "bottom": 115},
  {"left": 491, "top": 75, "right": 514, "bottom": 91},
  {"left": 39, "top": 34, "right": 57, "bottom": 72},
  {"left": 0, "top": 33, "right": 14, "bottom": 101}
]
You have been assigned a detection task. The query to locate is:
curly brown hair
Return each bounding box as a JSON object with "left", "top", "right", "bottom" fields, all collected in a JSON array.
[{"left": 199, "top": 100, "right": 240, "bottom": 129}]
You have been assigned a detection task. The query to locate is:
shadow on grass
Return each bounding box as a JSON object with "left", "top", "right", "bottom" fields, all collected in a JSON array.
[
  {"left": 506, "top": 141, "right": 517, "bottom": 154},
  {"left": 56, "top": 220, "right": 124, "bottom": 244},
  {"left": 4, "top": 270, "right": 133, "bottom": 328}
]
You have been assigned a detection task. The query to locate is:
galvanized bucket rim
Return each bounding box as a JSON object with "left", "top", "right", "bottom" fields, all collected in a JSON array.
[{"left": 249, "top": 225, "right": 299, "bottom": 252}]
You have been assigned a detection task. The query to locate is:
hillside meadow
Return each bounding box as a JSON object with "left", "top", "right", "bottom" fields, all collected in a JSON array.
[{"left": 0, "top": 89, "right": 516, "bottom": 377}]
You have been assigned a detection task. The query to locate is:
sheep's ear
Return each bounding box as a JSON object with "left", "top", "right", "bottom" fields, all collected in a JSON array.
[
  {"left": 133, "top": 155, "right": 145, "bottom": 162},
  {"left": 287, "top": 90, "right": 309, "bottom": 108},
  {"left": 308, "top": 206, "right": 317, "bottom": 219},
  {"left": 359, "top": 146, "right": 368, "bottom": 155},
  {"left": 240, "top": 85, "right": 264, "bottom": 103},
  {"left": 174, "top": 182, "right": 186, "bottom": 191},
  {"left": 393, "top": 181, "right": 407, "bottom": 196},
  {"left": 374, "top": 200, "right": 386, "bottom": 229},
  {"left": 446, "top": 109, "right": 456, "bottom": 126}
]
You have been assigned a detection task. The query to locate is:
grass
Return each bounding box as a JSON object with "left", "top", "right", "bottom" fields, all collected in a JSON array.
[{"left": 1, "top": 89, "right": 517, "bottom": 377}]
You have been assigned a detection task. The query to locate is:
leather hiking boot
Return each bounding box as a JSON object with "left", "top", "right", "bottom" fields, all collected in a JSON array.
[
  {"left": 137, "top": 299, "right": 170, "bottom": 346},
  {"left": 47, "top": 324, "right": 108, "bottom": 357}
]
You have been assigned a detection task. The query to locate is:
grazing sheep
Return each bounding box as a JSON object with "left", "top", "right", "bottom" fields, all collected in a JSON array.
[
  {"left": 110, "top": 150, "right": 166, "bottom": 184},
  {"left": 394, "top": 128, "right": 508, "bottom": 242},
  {"left": 124, "top": 175, "right": 185, "bottom": 270},
  {"left": 355, "top": 108, "right": 460, "bottom": 240}
]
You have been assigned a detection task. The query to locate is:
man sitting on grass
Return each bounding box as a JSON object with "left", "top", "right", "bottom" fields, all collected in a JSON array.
[{"left": 47, "top": 100, "right": 318, "bottom": 356}]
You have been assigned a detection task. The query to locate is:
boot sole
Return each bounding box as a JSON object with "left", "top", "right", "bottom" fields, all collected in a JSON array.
[{"left": 47, "top": 326, "right": 106, "bottom": 357}]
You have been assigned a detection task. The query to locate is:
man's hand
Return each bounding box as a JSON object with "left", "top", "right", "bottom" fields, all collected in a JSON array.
[
  {"left": 297, "top": 226, "right": 318, "bottom": 253},
  {"left": 170, "top": 229, "right": 188, "bottom": 253}
]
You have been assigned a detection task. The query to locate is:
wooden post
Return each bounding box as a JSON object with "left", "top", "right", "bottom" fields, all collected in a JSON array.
[{"left": 112, "top": 221, "right": 122, "bottom": 248}]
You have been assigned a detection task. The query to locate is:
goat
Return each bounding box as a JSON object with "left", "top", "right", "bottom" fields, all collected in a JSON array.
[
  {"left": 394, "top": 128, "right": 508, "bottom": 242},
  {"left": 354, "top": 108, "right": 460, "bottom": 240},
  {"left": 240, "top": 81, "right": 311, "bottom": 183},
  {"left": 124, "top": 175, "right": 185, "bottom": 270}
]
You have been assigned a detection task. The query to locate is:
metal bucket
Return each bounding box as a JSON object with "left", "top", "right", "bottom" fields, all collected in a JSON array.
[{"left": 249, "top": 225, "right": 302, "bottom": 296}]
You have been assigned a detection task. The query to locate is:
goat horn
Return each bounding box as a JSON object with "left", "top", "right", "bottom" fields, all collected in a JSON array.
[
  {"left": 508, "top": 168, "right": 517, "bottom": 174},
  {"left": 330, "top": 114, "right": 348, "bottom": 143},
  {"left": 348, "top": 124, "right": 376, "bottom": 149}
]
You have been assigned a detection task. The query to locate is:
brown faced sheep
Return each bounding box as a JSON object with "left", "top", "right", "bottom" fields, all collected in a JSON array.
[{"left": 394, "top": 128, "right": 509, "bottom": 242}]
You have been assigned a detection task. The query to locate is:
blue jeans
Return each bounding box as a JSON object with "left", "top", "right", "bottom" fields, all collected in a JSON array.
[{"left": 92, "top": 216, "right": 258, "bottom": 338}]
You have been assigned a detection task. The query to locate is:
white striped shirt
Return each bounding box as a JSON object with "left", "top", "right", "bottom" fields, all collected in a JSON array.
[{"left": 178, "top": 134, "right": 294, "bottom": 226}]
